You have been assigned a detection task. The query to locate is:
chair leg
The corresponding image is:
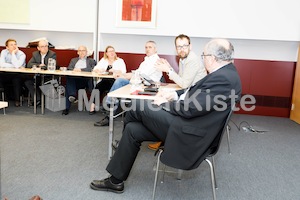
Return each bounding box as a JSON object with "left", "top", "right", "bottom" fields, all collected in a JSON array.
[
  {"left": 27, "top": 91, "right": 31, "bottom": 107},
  {"left": 176, "top": 169, "right": 183, "bottom": 180},
  {"left": 211, "top": 156, "right": 217, "bottom": 189},
  {"left": 226, "top": 125, "right": 231, "bottom": 154},
  {"left": 2, "top": 91, "right": 6, "bottom": 115},
  {"left": 161, "top": 164, "right": 166, "bottom": 183},
  {"left": 153, "top": 149, "right": 163, "bottom": 200},
  {"left": 205, "top": 158, "right": 217, "bottom": 200},
  {"left": 20, "top": 95, "right": 23, "bottom": 106}
]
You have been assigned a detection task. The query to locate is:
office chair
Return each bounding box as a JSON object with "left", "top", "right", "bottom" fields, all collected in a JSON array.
[{"left": 152, "top": 105, "right": 235, "bottom": 200}]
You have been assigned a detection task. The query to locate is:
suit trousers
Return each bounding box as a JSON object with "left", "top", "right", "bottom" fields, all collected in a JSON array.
[
  {"left": 65, "top": 76, "right": 93, "bottom": 109},
  {"left": 106, "top": 99, "right": 175, "bottom": 181}
]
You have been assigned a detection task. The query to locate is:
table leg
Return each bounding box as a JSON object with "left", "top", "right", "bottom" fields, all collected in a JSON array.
[
  {"left": 33, "top": 74, "right": 37, "bottom": 114},
  {"left": 41, "top": 75, "right": 45, "bottom": 114},
  {"left": 108, "top": 98, "right": 116, "bottom": 160}
]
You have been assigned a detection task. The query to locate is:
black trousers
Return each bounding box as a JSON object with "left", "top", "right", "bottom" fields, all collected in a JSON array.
[
  {"left": 0, "top": 73, "right": 23, "bottom": 101},
  {"left": 106, "top": 100, "right": 175, "bottom": 181},
  {"left": 95, "top": 79, "right": 115, "bottom": 95}
]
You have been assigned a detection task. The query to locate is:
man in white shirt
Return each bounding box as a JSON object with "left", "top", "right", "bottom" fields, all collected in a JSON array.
[
  {"left": 94, "top": 40, "right": 162, "bottom": 126},
  {"left": 0, "top": 39, "right": 26, "bottom": 107}
]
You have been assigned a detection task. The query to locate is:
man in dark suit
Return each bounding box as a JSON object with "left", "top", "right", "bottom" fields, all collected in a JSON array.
[
  {"left": 62, "top": 45, "right": 96, "bottom": 115},
  {"left": 90, "top": 38, "right": 242, "bottom": 193},
  {"left": 25, "top": 39, "right": 57, "bottom": 105}
]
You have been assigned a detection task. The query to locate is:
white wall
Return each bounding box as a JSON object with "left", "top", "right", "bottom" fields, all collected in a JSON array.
[
  {"left": 0, "top": 29, "right": 94, "bottom": 50},
  {"left": 99, "top": 0, "right": 300, "bottom": 41},
  {"left": 0, "top": 0, "right": 299, "bottom": 62},
  {"left": 0, "top": 0, "right": 97, "bottom": 33},
  {"left": 98, "top": 0, "right": 300, "bottom": 62}
]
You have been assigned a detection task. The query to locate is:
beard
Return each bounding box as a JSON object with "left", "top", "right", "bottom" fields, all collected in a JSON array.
[
  {"left": 179, "top": 52, "right": 188, "bottom": 59},
  {"left": 178, "top": 49, "right": 189, "bottom": 59}
]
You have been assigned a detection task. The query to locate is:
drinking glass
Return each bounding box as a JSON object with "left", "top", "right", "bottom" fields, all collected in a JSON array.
[{"left": 47, "top": 58, "right": 56, "bottom": 71}]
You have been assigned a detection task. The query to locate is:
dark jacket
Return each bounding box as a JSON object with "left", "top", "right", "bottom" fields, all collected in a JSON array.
[
  {"left": 27, "top": 50, "right": 57, "bottom": 69},
  {"left": 67, "top": 57, "right": 96, "bottom": 72},
  {"left": 161, "top": 63, "right": 242, "bottom": 170}
]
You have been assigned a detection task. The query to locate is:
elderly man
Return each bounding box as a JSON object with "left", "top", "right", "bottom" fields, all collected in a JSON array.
[
  {"left": 62, "top": 45, "right": 96, "bottom": 115},
  {"left": 89, "top": 38, "right": 242, "bottom": 193},
  {"left": 25, "top": 39, "right": 57, "bottom": 105}
]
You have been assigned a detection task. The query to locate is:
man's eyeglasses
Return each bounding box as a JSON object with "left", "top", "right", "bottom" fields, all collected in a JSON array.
[
  {"left": 176, "top": 44, "right": 190, "bottom": 50},
  {"left": 39, "top": 45, "right": 48, "bottom": 48},
  {"left": 201, "top": 52, "right": 212, "bottom": 59}
]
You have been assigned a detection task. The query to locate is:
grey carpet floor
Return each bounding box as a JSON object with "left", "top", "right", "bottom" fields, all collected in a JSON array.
[{"left": 1, "top": 103, "right": 300, "bottom": 200}]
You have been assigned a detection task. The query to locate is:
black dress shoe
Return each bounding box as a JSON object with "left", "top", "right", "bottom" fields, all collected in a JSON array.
[
  {"left": 112, "top": 140, "right": 120, "bottom": 150},
  {"left": 90, "top": 177, "right": 124, "bottom": 193},
  {"left": 62, "top": 109, "right": 69, "bottom": 115},
  {"left": 94, "top": 116, "right": 109, "bottom": 126},
  {"left": 89, "top": 110, "right": 96, "bottom": 115}
]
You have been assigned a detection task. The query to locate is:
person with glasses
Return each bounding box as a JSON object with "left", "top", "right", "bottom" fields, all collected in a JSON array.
[
  {"left": 62, "top": 45, "right": 97, "bottom": 115},
  {"left": 0, "top": 39, "right": 26, "bottom": 107},
  {"left": 149, "top": 34, "right": 207, "bottom": 150},
  {"left": 89, "top": 46, "right": 127, "bottom": 115},
  {"left": 155, "top": 34, "right": 206, "bottom": 89},
  {"left": 25, "top": 39, "right": 57, "bottom": 106},
  {"left": 89, "top": 38, "right": 241, "bottom": 194}
]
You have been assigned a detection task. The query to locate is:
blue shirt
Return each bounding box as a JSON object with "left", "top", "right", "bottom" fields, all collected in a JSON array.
[{"left": 0, "top": 49, "right": 26, "bottom": 68}]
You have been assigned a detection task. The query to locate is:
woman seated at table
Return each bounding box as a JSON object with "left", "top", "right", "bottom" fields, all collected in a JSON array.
[{"left": 89, "top": 46, "right": 126, "bottom": 114}]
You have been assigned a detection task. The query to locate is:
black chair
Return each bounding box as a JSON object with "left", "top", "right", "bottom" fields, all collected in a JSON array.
[{"left": 152, "top": 105, "right": 235, "bottom": 200}]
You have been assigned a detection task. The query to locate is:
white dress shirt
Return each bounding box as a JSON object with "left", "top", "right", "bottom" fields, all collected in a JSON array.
[
  {"left": 136, "top": 53, "right": 162, "bottom": 82},
  {"left": 94, "top": 57, "right": 127, "bottom": 73}
]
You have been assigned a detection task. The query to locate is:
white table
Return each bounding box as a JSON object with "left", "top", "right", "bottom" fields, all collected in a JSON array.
[{"left": 0, "top": 67, "right": 113, "bottom": 114}]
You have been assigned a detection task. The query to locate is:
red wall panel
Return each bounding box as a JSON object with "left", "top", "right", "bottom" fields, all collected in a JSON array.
[{"left": 1, "top": 46, "right": 296, "bottom": 118}]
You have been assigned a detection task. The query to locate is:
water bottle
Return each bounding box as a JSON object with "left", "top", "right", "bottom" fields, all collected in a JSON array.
[{"left": 130, "top": 70, "right": 142, "bottom": 92}]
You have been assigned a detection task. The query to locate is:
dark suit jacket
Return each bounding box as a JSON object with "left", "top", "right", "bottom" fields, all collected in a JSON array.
[
  {"left": 27, "top": 50, "right": 57, "bottom": 69},
  {"left": 67, "top": 57, "right": 96, "bottom": 72},
  {"left": 160, "top": 63, "right": 242, "bottom": 170}
]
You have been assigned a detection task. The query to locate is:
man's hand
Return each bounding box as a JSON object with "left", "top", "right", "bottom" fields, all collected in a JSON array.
[
  {"left": 156, "top": 90, "right": 176, "bottom": 101},
  {"left": 12, "top": 47, "right": 19, "bottom": 54},
  {"left": 152, "top": 90, "right": 176, "bottom": 105},
  {"left": 152, "top": 95, "right": 168, "bottom": 106},
  {"left": 154, "top": 58, "right": 172, "bottom": 72}
]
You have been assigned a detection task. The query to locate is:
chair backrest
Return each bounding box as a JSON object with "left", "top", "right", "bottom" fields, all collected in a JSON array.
[{"left": 204, "top": 105, "right": 235, "bottom": 158}]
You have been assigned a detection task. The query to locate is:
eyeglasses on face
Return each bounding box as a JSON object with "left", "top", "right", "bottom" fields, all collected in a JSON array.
[
  {"left": 39, "top": 45, "right": 48, "bottom": 48},
  {"left": 176, "top": 44, "right": 190, "bottom": 50},
  {"left": 201, "top": 52, "right": 212, "bottom": 59}
]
